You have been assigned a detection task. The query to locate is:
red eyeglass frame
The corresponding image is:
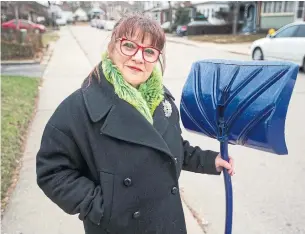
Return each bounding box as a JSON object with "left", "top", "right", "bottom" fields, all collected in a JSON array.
[{"left": 117, "top": 37, "right": 162, "bottom": 63}]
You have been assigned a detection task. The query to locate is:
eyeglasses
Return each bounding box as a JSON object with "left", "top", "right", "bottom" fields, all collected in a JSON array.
[{"left": 117, "top": 38, "right": 161, "bottom": 63}]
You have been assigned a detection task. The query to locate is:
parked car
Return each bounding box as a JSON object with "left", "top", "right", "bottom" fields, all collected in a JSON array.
[
  {"left": 176, "top": 25, "right": 187, "bottom": 36},
  {"left": 104, "top": 20, "right": 116, "bottom": 31},
  {"left": 36, "top": 16, "right": 46, "bottom": 25},
  {"left": 62, "top": 11, "right": 75, "bottom": 24},
  {"left": 161, "top": 21, "right": 171, "bottom": 32},
  {"left": 96, "top": 19, "right": 105, "bottom": 29},
  {"left": 251, "top": 22, "right": 305, "bottom": 71},
  {"left": 90, "top": 18, "right": 98, "bottom": 27},
  {"left": 1, "top": 19, "right": 46, "bottom": 33},
  {"left": 56, "top": 16, "right": 67, "bottom": 26}
]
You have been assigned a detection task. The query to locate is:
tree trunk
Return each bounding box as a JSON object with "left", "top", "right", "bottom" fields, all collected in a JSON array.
[
  {"left": 232, "top": 2, "right": 240, "bottom": 35},
  {"left": 168, "top": 1, "right": 172, "bottom": 30},
  {"left": 14, "top": 4, "right": 19, "bottom": 30}
]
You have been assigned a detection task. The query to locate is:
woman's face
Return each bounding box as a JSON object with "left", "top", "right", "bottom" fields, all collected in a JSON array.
[{"left": 109, "top": 32, "right": 159, "bottom": 87}]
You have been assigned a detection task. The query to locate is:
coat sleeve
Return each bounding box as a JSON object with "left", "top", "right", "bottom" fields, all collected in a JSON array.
[
  {"left": 36, "top": 123, "right": 104, "bottom": 225},
  {"left": 182, "top": 138, "right": 221, "bottom": 175}
]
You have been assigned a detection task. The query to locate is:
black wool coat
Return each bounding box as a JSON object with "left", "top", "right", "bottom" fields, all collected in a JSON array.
[{"left": 36, "top": 63, "right": 220, "bottom": 234}]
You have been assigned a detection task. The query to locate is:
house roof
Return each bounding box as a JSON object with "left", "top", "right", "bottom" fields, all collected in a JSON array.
[{"left": 191, "top": 1, "right": 229, "bottom": 6}]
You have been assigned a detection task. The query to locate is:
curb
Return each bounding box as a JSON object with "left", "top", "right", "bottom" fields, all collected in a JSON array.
[
  {"left": 181, "top": 189, "right": 208, "bottom": 234},
  {"left": 225, "top": 50, "right": 249, "bottom": 56},
  {"left": 166, "top": 37, "right": 200, "bottom": 48},
  {"left": 40, "top": 43, "right": 55, "bottom": 65},
  {"left": 1, "top": 60, "right": 41, "bottom": 66},
  {"left": 166, "top": 37, "right": 250, "bottom": 56}
]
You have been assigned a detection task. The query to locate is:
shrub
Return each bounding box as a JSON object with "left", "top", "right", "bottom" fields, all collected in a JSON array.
[
  {"left": 1, "top": 41, "right": 35, "bottom": 60},
  {"left": 1, "top": 28, "right": 43, "bottom": 60}
]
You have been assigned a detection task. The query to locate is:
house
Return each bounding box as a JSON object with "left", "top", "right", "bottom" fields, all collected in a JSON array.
[
  {"left": 143, "top": 1, "right": 165, "bottom": 24},
  {"left": 259, "top": 1, "right": 305, "bottom": 30},
  {"left": 103, "top": 1, "right": 142, "bottom": 21},
  {"left": 191, "top": 1, "right": 260, "bottom": 33},
  {"left": 1, "top": 1, "right": 48, "bottom": 23},
  {"left": 143, "top": 2, "right": 186, "bottom": 25},
  {"left": 191, "top": 1, "right": 229, "bottom": 21},
  {"left": 74, "top": 7, "right": 88, "bottom": 21}
]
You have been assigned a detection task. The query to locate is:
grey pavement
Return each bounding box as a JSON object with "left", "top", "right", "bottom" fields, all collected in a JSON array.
[{"left": 1, "top": 26, "right": 203, "bottom": 234}]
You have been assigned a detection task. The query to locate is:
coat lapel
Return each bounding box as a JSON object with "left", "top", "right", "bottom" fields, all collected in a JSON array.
[
  {"left": 153, "top": 100, "right": 169, "bottom": 136},
  {"left": 100, "top": 99, "right": 173, "bottom": 158}
]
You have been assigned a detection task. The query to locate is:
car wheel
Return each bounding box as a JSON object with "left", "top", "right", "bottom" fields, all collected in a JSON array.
[
  {"left": 252, "top": 47, "right": 264, "bottom": 60},
  {"left": 34, "top": 29, "right": 40, "bottom": 34}
]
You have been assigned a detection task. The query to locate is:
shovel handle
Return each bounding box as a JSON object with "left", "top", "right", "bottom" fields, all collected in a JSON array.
[{"left": 220, "top": 141, "right": 233, "bottom": 234}]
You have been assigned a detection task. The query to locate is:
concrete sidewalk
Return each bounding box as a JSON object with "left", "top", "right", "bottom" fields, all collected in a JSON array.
[
  {"left": 166, "top": 35, "right": 251, "bottom": 56},
  {"left": 2, "top": 28, "right": 203, "bottom": 234}
]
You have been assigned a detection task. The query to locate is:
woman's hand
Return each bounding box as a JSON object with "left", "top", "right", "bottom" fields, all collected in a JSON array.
[{"left": 215, "top": 154, "right": 235, "bottom": 176}]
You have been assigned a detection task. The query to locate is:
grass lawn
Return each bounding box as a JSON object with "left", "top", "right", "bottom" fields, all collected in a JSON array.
[
  {"left": 188, "top": 34, "right": 266, "bottom": 44},
  {"left": 1, "top": 76, "right": 40, "bottom": 208},
  {"left": 42, "top": 31, "right": 60, "bottom": 47}
]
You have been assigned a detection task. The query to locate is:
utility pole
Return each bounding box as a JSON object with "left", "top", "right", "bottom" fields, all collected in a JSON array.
[
  {"left": 10, "top": 2, "right": 20, "bottom": 30},
  {"left": 232, "top": 2, "right": 240, "bottom": 35},
  {"left": 168, "top": 1, "right": 172, "bottom": 27}
]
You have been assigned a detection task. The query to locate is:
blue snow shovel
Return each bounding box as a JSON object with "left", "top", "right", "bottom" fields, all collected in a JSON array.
[{"left": 180, "top": 60, "right": 298, "bottom": 234}]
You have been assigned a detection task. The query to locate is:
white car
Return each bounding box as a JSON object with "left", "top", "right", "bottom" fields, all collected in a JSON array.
[
  {"left": 56, "top": 16, "right": 67, "bottom": 26},
  {"left": 96, "top": 19, "right": 105, "bottom": 29},
  {"left": 104, "top": 20, "right": 116, "bottom": 31},
  {"left": 251, "top": 22, "right": 305, "bottom": 71},
  {"left": 161, "top": 21, "right": 170, "bottom": 30}
]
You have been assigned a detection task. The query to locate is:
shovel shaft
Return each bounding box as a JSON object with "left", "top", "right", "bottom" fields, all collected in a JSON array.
[{"left": 220, "top": 141, "right": 233, "bottom": 234}]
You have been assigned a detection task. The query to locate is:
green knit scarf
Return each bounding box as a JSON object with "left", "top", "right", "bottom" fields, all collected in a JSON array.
[{"left": 101, "top": 52, "right": 164, "bottom": 124}]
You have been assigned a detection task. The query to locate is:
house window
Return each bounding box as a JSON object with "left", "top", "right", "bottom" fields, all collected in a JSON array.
[
  {"left": 297, "top": 1, "right": 304, "bottom": 18},
  {"left": 284, "top": 1, "right": 295, "bottom": 12},
  {"left": 264, "top": 2, "right": 272, "bottom": 13},
  {"left": 263, "top": 1, "right": 296, "bottom": 13},
  {"left": 262, "top": 2, "right": 266, "bottom": 13},
  {"left": 274, "top": 1, "right": 282, "bottom": 12}
]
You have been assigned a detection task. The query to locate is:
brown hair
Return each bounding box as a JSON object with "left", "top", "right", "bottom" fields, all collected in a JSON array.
[{"left": 108, "top": 13, "right": 166, "bottom": 74}]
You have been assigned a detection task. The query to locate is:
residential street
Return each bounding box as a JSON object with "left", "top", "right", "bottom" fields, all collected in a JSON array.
[{"left": 2, "top": 26, "right": 305, "bottom": 234}]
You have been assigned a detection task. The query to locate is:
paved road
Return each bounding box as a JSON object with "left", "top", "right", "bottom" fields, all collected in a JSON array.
[
  {"left": 1, "top": 64, "right": 47, "bottom": 78},
  {"left": 69, "top": 25, "right": 305, "bottom": 234}
]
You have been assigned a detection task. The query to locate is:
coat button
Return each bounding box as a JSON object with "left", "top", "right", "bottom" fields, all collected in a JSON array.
[
  {"left": 171, "top": 186, "right": 178, "bottom": 195},
  {"left": 174, "top": 157, "right": 178, "bottom": 163},
  {"left": 133, "top": 211, "right": 141, "bottom": 219},
  {"left": 123, "top": 178, "right": 132, "bottom": 187}
]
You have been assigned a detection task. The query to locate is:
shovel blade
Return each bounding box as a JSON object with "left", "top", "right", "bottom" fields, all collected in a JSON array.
[{"left": 180, "top": 60, "right": 298, "bottom": 155}]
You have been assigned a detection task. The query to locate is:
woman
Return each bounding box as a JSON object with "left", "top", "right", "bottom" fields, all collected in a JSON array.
[{"left": 36, "top": 14, "right": 234, "bottom": 234}]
